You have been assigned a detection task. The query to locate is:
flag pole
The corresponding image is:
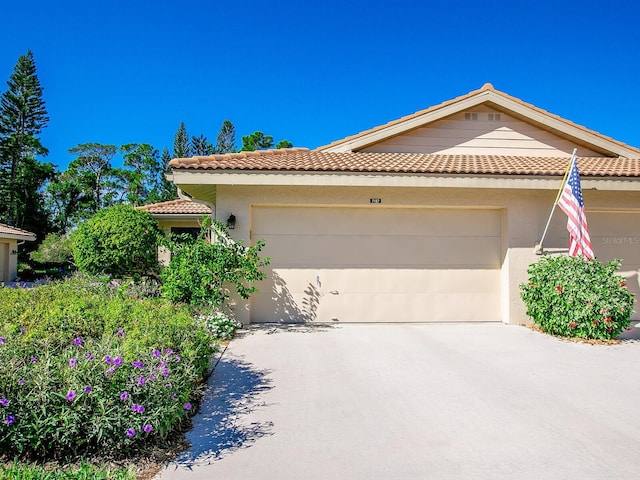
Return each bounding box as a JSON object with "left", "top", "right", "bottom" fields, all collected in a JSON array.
[{"left": 534, "top": 148, "right": 576, "bottom": 255}]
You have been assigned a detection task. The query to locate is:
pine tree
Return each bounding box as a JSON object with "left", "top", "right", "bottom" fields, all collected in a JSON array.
[
  {"left": 173, "top": 121, "right": 190, "bottom": 159},
  {"left": 240, "top": 131, "right": 274, "bottom": 152},
  {"left": 157, "top": 147, "right": 177, "bottom": 201},
  {"left": 0, "top": 50, "right": 52, "bottom": 231},
  {"left": 191, "top": 134, "right": 214, "bottom": 156},
  {"left": 215, "top": 119, "right": 236, "bottom": 154}
]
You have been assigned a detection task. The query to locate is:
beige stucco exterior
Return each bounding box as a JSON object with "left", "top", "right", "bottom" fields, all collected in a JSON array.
[
  {"left": 176, "top": 183, "right": 640, "bottom": 325},
  {"left": 0, "top": 226, "right": 36, "bottom": 282},
  {"left": 168, "top": 85, "right": 640, "bottom": 326}
]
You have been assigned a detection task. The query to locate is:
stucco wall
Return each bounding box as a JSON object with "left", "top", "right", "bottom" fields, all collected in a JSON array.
[
  {"left": 209, "top": 185, "right": 640, "bottom": 325},
  {"left": 0, "top": 239, "right": 18, "bottom": 282}
]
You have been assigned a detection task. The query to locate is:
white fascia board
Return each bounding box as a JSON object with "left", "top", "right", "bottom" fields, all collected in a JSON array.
[
  {"left": 171, "top": 170, "right": 640, "bottom": 191},
  {"left": 0, "top": 233, "right": 36, "bottom": 241}
]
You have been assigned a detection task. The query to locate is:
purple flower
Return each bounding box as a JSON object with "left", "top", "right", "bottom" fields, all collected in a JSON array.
[
  {"left": 120, "top": 391, "right": 129, "bottom": 401},
  {"left": 86, "top": 352, "right": 94, "bottom": 361},
  {"left": 104, "top": 355, "right": 113, "bottom": 365},
  {"left": 174, "top": 355, "right": 180, "bottom": 363},
  {"left": 165, "top": 348, "right": 173, "bottom": 355},
  {"left": 166, "top": 382, "right": 172, "bottom": 389},
  {"left": 0, "top": 398, "right": 8, "bottom": 407},
  {"left": 132, "top": 404, "right": 145, "bottom": 414},
  {"left": 158, "top": 361, "right": 167, "bottom": 369},
  {"left": 73, "top": 337, "right": 83, "bottom": 345},
  {"left": 20, "top": 327, "right": 25, "bottom": 333},
  {"left": 149, "top": 374, "right": 156, "bottom": 382},
  {"left": 152, "top": 349, "right": 161, "bottom": 358},
  {"left": 18, "top": 379, "right": 25, "bottom": 386},
  {"left": 132, "top": 360, "right": 144, "bottom": 369},
  {"left": 184, "top": 402, "right": 192, "bottom": 411},
  {"left": 66, "top": 390, "right": 76, "bottom": 402},
  {"left": 0, "top": 337, "right": 5, "bottom": 344},
  {"left": 170, "top": 393, "right": 176, "bottom": 400},
  {"left": 117, "top": 328, "right": 125, "bottom": 336},
  {"left": 30, "top": 356, "right": 38, "bottom": 363},
  {"left": 126, "top": 428, "right": 136, "bottom": 438},
  {"left": 5, "top": 414, "right": 15, "bottom": 426},
  {"left": 142, "top": 424, "right": 153, "bottom": 433},
  {"left": 106, "top": 367, "right": 115, "bottom": 375},
  {"left": 162, "top": 369, "right": 170, "bottom": 377},
  {"left": 137, "top": 376, "right": 146, "bottom": 386},
  {"left": 113, "top": 356, "right": 123, "bottom": 367},
  {"left": 83, "top": 386, "right": 92, "bottom": 393},
  {"left": 69, "top": 357, "right": 77, "bottom": 368}
]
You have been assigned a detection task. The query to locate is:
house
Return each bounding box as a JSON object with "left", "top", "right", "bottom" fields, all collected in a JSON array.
[
  {"left": 137, "top": 199, "right": 211, "bottom": 266},
  {"left": 0, "top": 223, "right": 36, "bottom": 282},
  {"left": 167, "top": 83, "right": 640, "bottom": 325}
]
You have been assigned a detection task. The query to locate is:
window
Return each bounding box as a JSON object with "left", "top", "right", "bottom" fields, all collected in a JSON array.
[
  {"left": 488, "top": 113, "right": 501, "bottom": 121},
  {"left": 464, "top": 112, "right": 478, "bottom": 120}
]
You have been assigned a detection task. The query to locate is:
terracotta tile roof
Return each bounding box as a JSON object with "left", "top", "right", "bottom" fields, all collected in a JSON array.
[
  {"left": 137, "top": 199, "right": 211, "bottom": 215},
  {"left": 0, "top": 223, "right": 36, "bottom": 240},
  {"left": 317, "top": 83, "right": 640, "bottom": 156},
  {"left": 168, "top": 148, "right": 640, "bottom": 178}
]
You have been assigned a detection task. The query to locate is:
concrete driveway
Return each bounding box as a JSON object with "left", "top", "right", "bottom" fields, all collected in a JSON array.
[{"left": 158, "top": 323, "right": 640, "bottom": 479}]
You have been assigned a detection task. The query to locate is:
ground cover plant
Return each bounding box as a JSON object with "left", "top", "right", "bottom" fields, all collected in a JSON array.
[
  {"left": 520, "top": 255, "right": 634, "bottom": 340},
  {"left": 0, "top": 274, "right": 216, "bottom": 461}
]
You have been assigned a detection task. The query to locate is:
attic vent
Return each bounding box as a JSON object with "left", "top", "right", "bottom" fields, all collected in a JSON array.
[
  {"left": 488, "top": 113, "right": 501, "bottom": 121},
  {"left": 464, "top": 113, "right": 478, "bottom": 120}
]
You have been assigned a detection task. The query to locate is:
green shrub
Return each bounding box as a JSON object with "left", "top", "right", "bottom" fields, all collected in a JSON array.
[
  {"left": 160, "top": 221, "right": 269, "bottom": 308},
  {"left": 520, "top": 255, "right": 634, "bottom": 340},
  {"left": 0, "top": 274, "right": 215, "bottom": 458},
  {"left": 0, "top": 460, "right": 135, "bottom": 479},
  {"left": 29, "top": 233, "right": 74, "bottom": 266},
  {"left": 199, "top": 311, "right": 243, "bottom": 341},
  {"left": 73, "top": 206, "right": 160, "bottom": 278}
]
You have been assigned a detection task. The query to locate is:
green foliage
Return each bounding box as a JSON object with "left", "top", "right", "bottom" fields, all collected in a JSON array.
[
  {"left": 199, "top": 311, "right": 243, "bottom": 341},
  {"left": 215, "top": 119, "right": 236, "bottom": 154},
  {"left": 0, "top": 274, "right": 215, "bottom": 459},
  {"left": 240, "top": 131, "right": 274, "bottom": 151},
  {"left": 191, "top": 134, "right": 214, "bottom": 156},
  {"left": 0, "top": 50, "right": 54, "bottom": 239},
  {"left": 73, "top": 206, "right": 160, "bottom": 278},
  {"left": 276, "top": 139, "right": 293, "bottom": 149},
  {"left": 0, "top": 459, "right": 134, "bottom": 479},
  {"left": 29, "top": 233, "right": 74, "bottom": 266},
  {"left": 173, "top": 122, "right": 190, "bottom": 159},
  {"left": 66, "top": 143, "right": 117, "bottom": 217},
  {"left": 0, "top": 276, "right": 213, "bottom": 458},
  {"left": 520, "top": 255, "right": 635, "bottom": 340},
  {"left": 160, "top": 221, "right": 269, "bottom": 308}
]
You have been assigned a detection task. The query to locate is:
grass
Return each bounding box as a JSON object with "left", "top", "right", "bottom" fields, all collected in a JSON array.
[{"left": 0, "top": 460, "right": 135, "bottom": 479}]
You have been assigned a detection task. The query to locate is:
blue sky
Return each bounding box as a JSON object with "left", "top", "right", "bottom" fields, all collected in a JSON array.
[{"left": 2, "top": 0, "right": 639, "bottom": 170}]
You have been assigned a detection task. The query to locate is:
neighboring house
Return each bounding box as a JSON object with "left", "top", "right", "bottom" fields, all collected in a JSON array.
[
  {"left": 0, "top": 224, "right": 36, "bottom": 282},
  {"left": 167, "top": 83, "right": 640, "bottom": 325},
  {"left": 137, "top": 199, "right": 211, "bottom": 265}
]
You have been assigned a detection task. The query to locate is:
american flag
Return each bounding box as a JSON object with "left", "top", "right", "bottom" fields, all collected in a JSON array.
[{"left": 557, "top": 155, "right": 594, "bottom": 259}]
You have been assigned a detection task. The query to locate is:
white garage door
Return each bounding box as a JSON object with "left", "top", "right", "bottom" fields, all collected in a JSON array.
[
  {"left": 589, "top": 211, "right": 640, "bottom": 321},
  {"left": 250, "top": 206, "right": 502, "bottom": 323}
]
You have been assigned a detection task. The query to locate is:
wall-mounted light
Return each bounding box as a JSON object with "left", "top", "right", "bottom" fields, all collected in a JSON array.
[{"left": 226, "top": 214, "right": 236, "bottom": 230}]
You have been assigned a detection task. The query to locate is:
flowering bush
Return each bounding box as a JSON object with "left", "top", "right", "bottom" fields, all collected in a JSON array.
[
  {"left": 199, "top": 311, "right": 243, "bottom": 341},
  {"left": 0, "top": 275, "right": 215, "bottom": 458},
  {"left": 520, "top": 255, "right": 635, "bottom": 340}
]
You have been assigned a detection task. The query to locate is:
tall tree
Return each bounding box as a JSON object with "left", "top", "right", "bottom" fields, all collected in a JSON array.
[
  {"left": 158, "top": 147, "right": 177, "bottom": 201},
  {"left": 215, "top": 119, "right": 236, "bottom": 154},
  {"left": 117, "top": 143, "right": 162, "bottom": 206},
  {"left": 240, "top": 131, "right": 274, "bottom": 151},
  {"left": 67, "top": 143, "right": 117, "bottom": 216},
  {"left": 0, "top": 50, "right": 52, "bottom": 234},
  {"left": 191, "top": 134, "right": 214, "bottom": 156},
  {"left": 173, "top": 121, "right": 190, "bottom": 159}
]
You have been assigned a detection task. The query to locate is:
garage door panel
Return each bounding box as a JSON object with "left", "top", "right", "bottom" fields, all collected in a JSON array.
[
  {"left": 260, "top": 234, "right": 500, "bottom": 268},
  {"left": 250, "top": 206, "right": 502, "bottom": 323},
  {"left": 589, "top": 212, "right": 640, "bottom": 321},
  {"left": 250, "top": 268, "right": 500, "bottom": 323}
]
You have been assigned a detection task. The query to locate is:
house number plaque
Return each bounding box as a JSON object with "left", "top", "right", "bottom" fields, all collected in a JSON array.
[{"left": 370, "top": 198, "right": 382, "bottom": 204}]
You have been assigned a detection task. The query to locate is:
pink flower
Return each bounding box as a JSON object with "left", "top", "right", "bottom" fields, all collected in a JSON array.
[
  {"left": 556, "top": 286, "right": 563, "bottom": 292},
  {"left": 569, "top": 322, "right": 577, "bottom": 328}
]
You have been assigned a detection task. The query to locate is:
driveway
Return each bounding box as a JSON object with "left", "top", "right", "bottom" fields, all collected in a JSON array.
[{"left": 158, "top": 323, "right": 640, "bottom": 480}]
